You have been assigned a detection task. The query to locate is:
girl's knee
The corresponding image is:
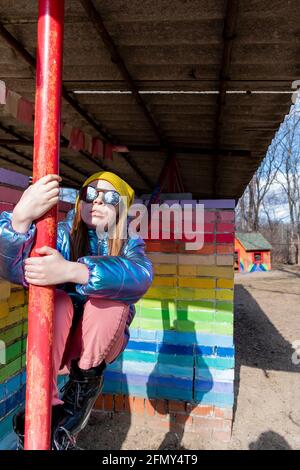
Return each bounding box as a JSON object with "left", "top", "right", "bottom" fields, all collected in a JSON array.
[{"left": 54, "top": 289, "right": 74, "bottom": 319}]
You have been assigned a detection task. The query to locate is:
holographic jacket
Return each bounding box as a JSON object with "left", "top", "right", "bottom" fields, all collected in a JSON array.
[{"left": 0, "top": 208, "right": 153, "bottom": 352}]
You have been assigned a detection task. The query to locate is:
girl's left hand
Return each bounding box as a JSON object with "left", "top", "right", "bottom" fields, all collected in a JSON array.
[{"left": 24, "top": 246, "right": 72, "bottom": 286}]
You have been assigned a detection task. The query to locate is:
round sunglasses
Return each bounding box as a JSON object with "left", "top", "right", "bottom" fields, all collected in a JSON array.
[{"left": 79, "top": 186, "right": 121, "bottom": 206}]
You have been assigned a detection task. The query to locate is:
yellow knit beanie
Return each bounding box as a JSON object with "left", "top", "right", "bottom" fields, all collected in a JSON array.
[{"left": 75, "top": 171, "right": 135, "bottom": 212}]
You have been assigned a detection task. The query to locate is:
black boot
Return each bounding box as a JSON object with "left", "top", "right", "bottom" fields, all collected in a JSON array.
[
  {"left": 53, "top": 359, "right": 106, "bottom": 449},
  {"left": 13, "top": 404, "right": 67, "bottom": 450}
]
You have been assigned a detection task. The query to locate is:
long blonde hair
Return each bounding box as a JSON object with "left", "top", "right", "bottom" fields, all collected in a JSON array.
[{"left": 70, "top": 197, "right": 128, "bottom": 260}]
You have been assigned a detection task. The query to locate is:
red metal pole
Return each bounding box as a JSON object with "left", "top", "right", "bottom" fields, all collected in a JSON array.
[{"left": 24, "top": 0, "right": 64, "bottom": 450}]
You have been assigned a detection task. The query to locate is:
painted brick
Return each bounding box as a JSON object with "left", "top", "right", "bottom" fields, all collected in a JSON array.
[
  {"left": 152, "top": 277, "right": 177, "bottom": 287},
  {"left": 115, "top": 394, "right": 125, "bottom": 412},
  {"left": 134, "top": 397, "right": 145, "bottom": 415},
  {"left": 216, "top": 255, "right": 233, "bottom": 266},
  {"left": 178, "top": 277, "right": 215, "bottom": 289},
  {"left": 178, "top": 265, "right": 197, "bottom": 276},
  {"left": 168, "top": 400, "right": 186, "bottom": 413},
  {"left": 145, "top": 398, "right": 156, "bottom": 416},
  {"left": 216, "top": 234, "right": 235, "bottom": 244},
  {"left": 217, "top": 223, "right": 235, "bottom": 233},
  {"left": 0, "top": 281, "right": 11, "bottom": 301},
  {"left": 103, "top": 394, "right": 114, "bottom": 411},
  {"left": 178, "top": 254, "right": 215, "bottom": 265},
  {"left": 7, "top": 291, "right": 25, "bottom": 309},
  {"left": 217, "top": 245, "right": 234, "bottom": 254},
  {"left": 188, "top": 404, "right": 214, "bottom": 416},
  {"left": 0, "top": 187, "right": 22, "bottom": 205},
  {"left": 154, "top": 264, "right": 177, "bottom": 275},
  {"left": 215, "top": 290, "right": 234, "bottom": 301},
  {"left": 217, "top": 279, "right": 234, "bottom": 289}
]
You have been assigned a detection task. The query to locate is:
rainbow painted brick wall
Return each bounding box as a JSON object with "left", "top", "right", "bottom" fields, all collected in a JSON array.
[
  {"left": 0, "top": 169, "right": 73, "bottom": 449},
  {"left": 98, "top": 199, "right": 235, "bottom": 442}
]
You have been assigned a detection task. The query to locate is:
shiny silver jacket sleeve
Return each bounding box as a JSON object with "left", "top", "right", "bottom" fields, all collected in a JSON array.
[
  {"left": 0, "top": 211, "right": 36, "bottom": 286},
  {"left": 75, "top": 236, "right": 153, "bottom": 304}
]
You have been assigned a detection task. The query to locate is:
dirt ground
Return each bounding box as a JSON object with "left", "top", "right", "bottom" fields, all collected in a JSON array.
[{"left": 77, "top": 265, "right": 300, "bottom": 450}]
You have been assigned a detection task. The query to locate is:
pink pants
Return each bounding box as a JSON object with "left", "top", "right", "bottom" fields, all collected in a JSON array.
[{"left": 52, "top": 289, "right": 129, "bottom": 406}]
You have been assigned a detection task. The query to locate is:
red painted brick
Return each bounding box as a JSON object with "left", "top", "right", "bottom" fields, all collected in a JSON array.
[
  {"left": 103, "top": 394, "right": 114, "bottom": 411},
  {"left": 115, "top": 394, "right": 124, "bottom": 412},
  {"left": 204, "top": 223, "right": 215, "bottom": 233},
  {"left": 204, "top": 212, "right": 216, "bottom": 223},
  {"left": 217, "top": 223, "right": 235, "bottom": 233},
  {"left": 145, "top": 398, "right": 156, "bottom": 416},
  {"left": 188, "top": 404, "right": 213, "bottom": 417},
  {"left": 168, "top": 400, "right": 186, "bottom": 413},
  {"left": 0, "top": 202, "right": 14, "bottom": 212},
  {"left": 216, "top": 233, "right": 234, "bottom": 244},
  {"left": 134, "top": 397, "right": 145, "bottom": 415},
  {"left": 217, "top": 211, "right": 235, "bottom": 223},
  {"left": 0, "top": 187, "right": 22, "bottom": 204}
]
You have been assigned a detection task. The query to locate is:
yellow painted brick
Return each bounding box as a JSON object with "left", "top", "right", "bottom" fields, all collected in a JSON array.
[
  {"left": 216, "top": 289, "right": 234, "bottom": 301},
  {"left": 8, "top": 290, "right": 25, "bottom": 309},
  {"left": 196, "top": 266, "right": 233, "bottom": 279},
  {"left": 0, "top": 280, "right": 11, "bottom": 300},
  {"left": 10, "top": 283, "right": 24, "bottom": 291},
  {"left": 177, "top": 288, "right": 215, "bottom": 300},
  {"left": 22, "top": 305, "right": 28, "bottom": 318},
  {"left": 217, "top": 278, "right": 234, "bottom": 289},
  {"left": 178, "top": 277, "right": 215, "bottom": 289},
  {"left": 143, "top": 287, "right": 177, "bottom": 299},
  {"left": 0, "top": 300, "right": 9, "bottom": 319},
  {"left": 178, "top": 265, "right": 197, "bottom": 276},
  {"left": 154, "top": 264, "right": 177, "bottom": 275},
  {"left": 152, "top": 277, "right": 177, "bottom": 287},
  {"left": 0, "top": 307, "right": 23, "bottom": 329}
]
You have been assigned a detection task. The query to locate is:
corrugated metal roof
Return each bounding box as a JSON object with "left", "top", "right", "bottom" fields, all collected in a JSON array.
[
  {"left": 236, "top": 232, "right": 272, "bottom": 251},
  {"left": 0, "top": 0, "right": 298, "bottom": 198}
]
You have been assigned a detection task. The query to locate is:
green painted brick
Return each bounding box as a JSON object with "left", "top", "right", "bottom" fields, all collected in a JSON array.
[
  {"left": 174, "top": 320, "right": 215, "bottom": 333},
  {"left": 216, "top": 301, "right": 233, "bottom": 312},
  {"left": 176, "top": 300, "right": 214, "bottom": 312},
  {"left": 0, "top": 323, "right": 23, "bottom": 345},
  {"left": 213, "top": 322, "right": 233, "bottom": 335},
  {"left": 176, "top": 310, "right": 215, "bottom": 322},
  {"left": 215, "top": 312, "right": 234, "bottom": 323},
  {"left": 140, "top": 308, "right": 176, "bottom": 322},
  {"left": 4, "top": 340, "right": 23, "bottom": 364},
  {"left": 0, "top": 356, "right": 24, "bottom": 383},
  {"left": 140, "top": 299, "right": 176, "bottom": 311}
]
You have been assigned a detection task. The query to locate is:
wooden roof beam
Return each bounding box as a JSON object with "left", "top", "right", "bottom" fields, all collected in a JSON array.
[
  {"left": 0, "top": 22, "right": 152, "bottom": 190},
  {"left": 213, "top": 0, "right": 239, "bottom": 197}
]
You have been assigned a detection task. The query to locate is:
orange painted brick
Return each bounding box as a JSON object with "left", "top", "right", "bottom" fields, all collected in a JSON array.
[
  {"left": 103, "top": 394, "right": 114, "bottom": 411},
  {"left": 134, "top": 397, "right": 145, "bottom": 415},
  {"left": 155, "top": 399, "right": 168, "bottom": 416},
  {"left": 124, "top": 396, "right": 135, "bottom": 413},
  {"left": 188, "top": 404, "right": 213, "bottom": 417},
  {"left": 145, "top": 398, "right": 156, "bottom": 417},
  {"left": 94, "top": 394, "right": 104, "bottom": 410},
  {"left": 214, "top": 407, "right": 233, "bottom": 420},
  {"left": 115, "top": 394, "right": 124, "bottom": 412},
  {"left": 217, "top": 245, "right": 234, "bottom": 254},
  {"left": 168, "top": 400, "right": 186, "bottom": 413}
]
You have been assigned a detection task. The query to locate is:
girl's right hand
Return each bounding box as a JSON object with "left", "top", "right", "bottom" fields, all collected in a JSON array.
[{"left": 12, "top": 174, "right": 62, "bottom": 232}]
